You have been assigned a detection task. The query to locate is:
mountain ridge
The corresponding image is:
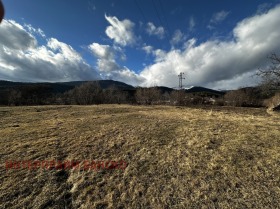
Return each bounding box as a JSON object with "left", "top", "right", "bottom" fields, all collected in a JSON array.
[{"left": 0, "top": 80, "right": 225, "bottom": 95}]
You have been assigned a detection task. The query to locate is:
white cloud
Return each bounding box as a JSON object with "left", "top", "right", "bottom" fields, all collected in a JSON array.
[
  {"left": 25, "top": 23, "right": 46, "bottom": 38},
  {"left": 88, "top": 42, "right": 144, "bottom": 85},
  {"left": 88, "top": 43, "right": 115, "bottom": 59},
  {"left": 96, "top": 59, "right": 144, "bottom": 86},
  {"left": 0, "top": 20, "right": 100, "bottom": 82},
  {"left": 88, "top": 43, "right": 118, "bottom": 73},
  {"left": 107, "top": 67, "right": 145, "bottom": 86},
  {"left": 3, "top": 5, "right": 280, "bottom": 90},
  {"left": 210, "top": 10, "right": 230, "bottom": 24},
  {"left": 209, "top": 71, "right": 260, "bottom": 90},
  {"left": 88, "top": 42, "right": 127, "bottom": 64},
  {"left": 140, "top": 5, "right": 280, "bottom": 89},
  {"left": 142, "top": 45, "right": 153, "bottom": 54},
  {"left": 152, "top": 49, "right": 167, "bottom": 62},
  {"left": 146, "top": 22, "right": 165, "bottom": 39},
  {"left": 170, "top": 29, "right": 187, "bottom": 46},
  {"left": 0, "top": 20, "right": 37, "bottom": 50},
  {"left": 113, "top": 46, "right": 127, "bottom": 61},
  {"left": 188, "top": 16, "right": 195, "bottom": 31},
  {"left": 96, "top": 59, "right": 120, "bottom": 73},
  {"left": 208, "top": 10, "right": 230, "bottom": 29},
  {"left": 105, "top": 14, "right": 136, "bottom": 46}
]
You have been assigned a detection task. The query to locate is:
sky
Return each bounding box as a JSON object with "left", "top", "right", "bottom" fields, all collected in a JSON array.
[{"left": 1, "top": 0, "right": 280, "bottom": 89}]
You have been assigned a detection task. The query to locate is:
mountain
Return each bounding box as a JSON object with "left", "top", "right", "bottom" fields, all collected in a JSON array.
[
  {"left": 57, "top": 80, "right": 135, "bottom": 90},
  {"left": 156, "top": 86, "right": 174, "bottom": 94},
  {"left": 0, "top": 80, "right": 135, "bottom": 94},
  {"left": 0, "top": 80, "right": 225, "bottom": 97},
  {"left": 184, "top": 86, "right": 225, "bottom": 96}
]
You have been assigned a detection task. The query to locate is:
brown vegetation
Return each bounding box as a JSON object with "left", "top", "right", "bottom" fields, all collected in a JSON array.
[
  {"left": 1, "top": 105, "right": 279, "bottom": 208},
  {"left": 224, "top": 87, "right": 263, "bottom": 107},
  {"left": 264, "top": 92, "right": 280, "bottom": 111}
]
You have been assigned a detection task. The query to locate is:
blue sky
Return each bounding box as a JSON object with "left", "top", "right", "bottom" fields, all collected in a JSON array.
[{"left": 1, "top": 0, "right": 280, "bottom": 89}]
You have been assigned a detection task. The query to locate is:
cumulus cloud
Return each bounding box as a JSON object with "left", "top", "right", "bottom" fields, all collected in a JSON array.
[
  {"left": 146, "top": 22, "right": 165, "bottom": 39},
  {"left": 107, "top": 67, "right": 145, "bottom": 86},
  {"left": 209, "top": 71, "right": 260, "bottom": 90},
  {"left": 89, "top": 43, "right": 116, "bottom": 73},
  {"left": 3, "top": 5, "right": 280, "bottom": 90},
  {"left": 96, "top": 59, "right": 145, "bottom": 86},
  {"left": 88, "top": 43, "right": 120, "bottom": 74},
  {"left": 88, "top": 42, "right": 144, "bottom": 85},
  {"left": 0, "top": 20, "right": 37, "bottom": 50},
  {"left": 88, "top": 43, "right": 115, "bottom": 60},
  {"left": 0, "top": 20, "right": 100, "bottom": 82},
  {"left": 105, "top": 14, "right": 136, "bottom": 46},
  {"left": 140, "top": 6, "right": 280, "bottom": 89}
]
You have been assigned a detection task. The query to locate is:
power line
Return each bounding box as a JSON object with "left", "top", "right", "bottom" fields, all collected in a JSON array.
[
  {"left": 157, "top": 0, "right": 172, "bottom": 37},
  {"left": 134, "top": 0, "right": 148, "bottom": 24},
  {"left": 135, "top": 0, "right": 171, "bottom": 40},
  {"left": 151, "top": 0, "right": 165, "bottom": 29}
]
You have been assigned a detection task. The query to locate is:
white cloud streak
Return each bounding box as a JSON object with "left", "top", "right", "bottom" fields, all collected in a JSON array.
[
  {"left": 25, "top": 23, "right": 46, "bottom": 38},
  {"left": 210, "top": 10, "right": 230, "bottom": 24},
  {"left": 188, "top": 16, "right": 195, "bottom": 31},
  {"left": 208, "top": 10, "right": 230, "bottom": 29},
  {"left": 105, "top": 14, "right": 136, "bottom": 46}
]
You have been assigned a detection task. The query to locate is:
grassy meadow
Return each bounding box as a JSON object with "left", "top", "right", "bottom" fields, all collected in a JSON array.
[{"left": 0, "top": 105, "right": 279, "bottom": 208}]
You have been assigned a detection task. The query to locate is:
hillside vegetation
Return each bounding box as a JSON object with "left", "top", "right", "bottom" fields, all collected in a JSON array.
[{"left": 0, "top": 105, "right": 279, "bottom": 208}]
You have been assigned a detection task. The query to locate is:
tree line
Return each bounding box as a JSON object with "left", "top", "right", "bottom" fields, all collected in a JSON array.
[
  {"left": 1, "top": 54, "right": 279, "bottom": 110},
  {"left": 0, "top": 82, "right": 275, "bottom": 108}
]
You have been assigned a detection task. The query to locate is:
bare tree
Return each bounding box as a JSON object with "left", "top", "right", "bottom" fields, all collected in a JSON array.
[
  {"left": 224, "top": 90, "right": 247, "bottom": 107},
  {"left": 8, "top": 89, "right": 22, "bottom": 106},
  {"left": 170, "top": 90, "right": 188, "bottom": 106},
  {"left": 256, "top": 53, "right": 280, "bottom": 110},
  {"left": 257, "top": 53, "right": 280, "bottom": 96},
  {"left": 104, "top": 86, "right": 128, "bottom": 104},
  {"left": 135, "top": 87, "right": 161, "bottom": 105},
  {"left": 68, "top": 81, "right": 103, "bottom": 105},
  {"left": 224, "top": 87, "right": 263, "bottom": 107}
]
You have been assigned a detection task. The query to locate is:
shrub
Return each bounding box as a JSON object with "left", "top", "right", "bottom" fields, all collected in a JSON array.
[{"left": 264, "top": 92, "right": 280, "bottom": 110}]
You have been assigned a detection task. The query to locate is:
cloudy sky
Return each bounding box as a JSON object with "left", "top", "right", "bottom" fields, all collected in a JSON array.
[{"left": 1, "top": 0, "right": 280, "bottom": 89}]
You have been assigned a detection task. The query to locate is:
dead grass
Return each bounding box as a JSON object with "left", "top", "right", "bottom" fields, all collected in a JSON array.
[{"left": 0, "top": 105, "right": 279, "bottom": 208}]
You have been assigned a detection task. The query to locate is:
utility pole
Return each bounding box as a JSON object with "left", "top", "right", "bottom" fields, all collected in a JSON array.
[{"left": 178, "top": 72, "right": 185, "bottom": 89}]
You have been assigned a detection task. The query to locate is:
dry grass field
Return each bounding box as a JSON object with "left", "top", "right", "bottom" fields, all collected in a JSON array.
[{"left": 0, "top": 105, "right": 279, "bottom": 208}]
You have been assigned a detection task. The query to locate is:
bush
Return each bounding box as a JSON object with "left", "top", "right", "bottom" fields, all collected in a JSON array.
[
  {"left": 224, "top": 88, "right": 263, "bottom": 107},
  {"left": 263, "top": 92, "right": 280, "bottom": 110},
  {"left": 66, "top": 82, "right": 103, "bottom": 105},
  {"left": 135, "top": 87, "right": 161, "bottom": 105}
]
